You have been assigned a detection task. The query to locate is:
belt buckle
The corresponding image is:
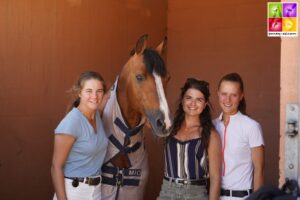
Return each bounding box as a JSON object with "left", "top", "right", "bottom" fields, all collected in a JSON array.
[
  {"left": 86, "top": 177, "right": 100, "bottom": 185},
  {"left": 175, "top": 178, "right": 186, "bottom": 185},
  {"left": 86, "top": 177, "right": 93, "bottom": 185},
  {"left": 116, "top": 169, "right": 124, "bottom": 186}
]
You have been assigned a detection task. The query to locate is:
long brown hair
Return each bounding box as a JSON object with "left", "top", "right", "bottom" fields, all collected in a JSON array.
[{"left": 170, "top": 78, "right": 214, "bottom": 150}]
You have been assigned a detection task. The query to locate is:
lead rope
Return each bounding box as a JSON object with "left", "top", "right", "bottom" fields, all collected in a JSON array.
[{"left": 115, "top": 168, "right": 122, "bottom": 200}]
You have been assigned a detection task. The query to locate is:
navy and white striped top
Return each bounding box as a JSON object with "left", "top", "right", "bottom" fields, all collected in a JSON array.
[{"left": 164, "top": 137, "right": 208, "bottom": 179}]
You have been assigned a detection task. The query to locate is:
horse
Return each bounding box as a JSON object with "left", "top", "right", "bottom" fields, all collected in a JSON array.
[{"left": 101, "top": 35, "right": 172, "bottom": 200}]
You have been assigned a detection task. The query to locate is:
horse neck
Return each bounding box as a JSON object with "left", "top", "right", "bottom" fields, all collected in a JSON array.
[{"left": 117, "top": 73, "right": 143, "bottom": 129}]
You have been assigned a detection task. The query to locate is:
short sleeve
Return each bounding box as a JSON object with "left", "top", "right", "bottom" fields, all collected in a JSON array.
[
  {"left": 55, "top": 109, "right": 82, "bottom": 138},
  {"left": 248, "top": 122, "right": 264, "bottom": 148}
]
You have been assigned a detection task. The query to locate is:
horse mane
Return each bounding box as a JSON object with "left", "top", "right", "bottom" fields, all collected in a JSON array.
[
  {"left": 130, "top": 48, "right": 167, "bottom": 77},
  {"left": 143, "top": 49, "right": 167, "bottom": 77}
]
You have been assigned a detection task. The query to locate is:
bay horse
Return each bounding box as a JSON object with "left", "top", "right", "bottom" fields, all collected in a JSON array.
[{"left": 101, "top": 35, "right": 172, "bottom": 200}]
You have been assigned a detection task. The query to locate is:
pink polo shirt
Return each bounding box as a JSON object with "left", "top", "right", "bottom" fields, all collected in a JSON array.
[{"left": 213, "top": 111, "right": 264, "bottom": 191}]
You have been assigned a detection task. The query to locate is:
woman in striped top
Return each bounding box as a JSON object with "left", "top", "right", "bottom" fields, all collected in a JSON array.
[{"left": 157, "top": 78, "right": 222, "bottom": 200}]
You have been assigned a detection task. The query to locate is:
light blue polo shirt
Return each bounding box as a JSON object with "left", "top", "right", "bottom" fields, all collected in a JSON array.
[{"left": 55, "top": 107, "right": 108, "bottom": 177}]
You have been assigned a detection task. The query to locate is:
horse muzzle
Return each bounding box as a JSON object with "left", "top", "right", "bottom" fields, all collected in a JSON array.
[{"left": 145, "top": 110, "right": 173, "bottom": 137}]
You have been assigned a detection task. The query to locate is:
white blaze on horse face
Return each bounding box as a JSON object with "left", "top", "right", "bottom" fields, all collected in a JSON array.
[{"left": 153, "top": 72, "right": 172, "bottom": 130}]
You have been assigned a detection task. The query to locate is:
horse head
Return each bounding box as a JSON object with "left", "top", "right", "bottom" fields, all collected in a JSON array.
[{"left": 117, "top": 35, "right": 172, "bottom": 137}]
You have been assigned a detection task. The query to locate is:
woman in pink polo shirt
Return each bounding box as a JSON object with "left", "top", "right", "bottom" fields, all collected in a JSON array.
[{"left": 213, "top": 73, "right": 264, "bottom": 200}]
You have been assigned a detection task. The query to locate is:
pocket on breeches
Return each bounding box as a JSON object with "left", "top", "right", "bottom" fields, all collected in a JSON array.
[{"left": 64, "top": 178, "right": 101, "bottom": 200}]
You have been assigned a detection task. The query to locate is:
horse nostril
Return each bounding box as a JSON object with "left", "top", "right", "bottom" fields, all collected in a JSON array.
[{"left": 156, "top": 118, "right": 166, "bottom": 130}]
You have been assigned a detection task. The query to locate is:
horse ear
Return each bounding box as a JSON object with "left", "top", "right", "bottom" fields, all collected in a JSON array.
[
  {"left": 135, "top": 34, "right": 148, "bottom": 55},
  {"left": 156, "top": 36, "right": 167, "bottom": 55}
]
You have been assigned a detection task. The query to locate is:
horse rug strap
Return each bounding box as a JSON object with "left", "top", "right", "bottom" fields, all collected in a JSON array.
[
  {"left": 101, "top": 165, "right": 141, "bottom": 186},
  {"left": 114, "top": 117, "right": 144, "bottom": 138},
  {"left": 102, "top": 117, "right": 143, "bottom": 186},
  {"left": 108, "top": 133, "right": 142, "bottom": 154},
  {"left": 104, "top": 116, "right": 144, "bottom": 167}
]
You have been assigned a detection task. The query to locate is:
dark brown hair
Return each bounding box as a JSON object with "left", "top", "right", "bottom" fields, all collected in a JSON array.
[{"left": 170, "top": 78, "right": 213, "bottom": 150}]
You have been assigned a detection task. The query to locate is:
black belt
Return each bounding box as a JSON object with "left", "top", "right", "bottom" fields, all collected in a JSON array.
[
  {"left": 221, "top": 188, "right": 253, "bottom": 197},
  {"left": 65, "top": 176, "right": 101, "bottom": 186},
  {"left": 164, "top": 176, "right": 206, "bottom": 186}
]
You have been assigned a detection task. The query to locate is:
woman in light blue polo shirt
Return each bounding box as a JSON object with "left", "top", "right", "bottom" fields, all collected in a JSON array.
[{"left": 51, "top": 71, "right": 109, "bottom": 200}]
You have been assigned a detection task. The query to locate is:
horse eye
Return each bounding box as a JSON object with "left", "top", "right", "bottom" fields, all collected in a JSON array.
[{"left": 136, "top": 74, "right": 145, "bottom": 82}]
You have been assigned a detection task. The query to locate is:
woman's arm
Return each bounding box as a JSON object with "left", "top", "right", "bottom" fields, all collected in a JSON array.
[
  {"left": 51, "top": 134, "right": 75, "bottom": 200},
  {"left": 251, "top": 145, "right": 264, "bottom": 191},
  {"left": 208, "top": 130, "right": 222, "bottom": 200}
]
